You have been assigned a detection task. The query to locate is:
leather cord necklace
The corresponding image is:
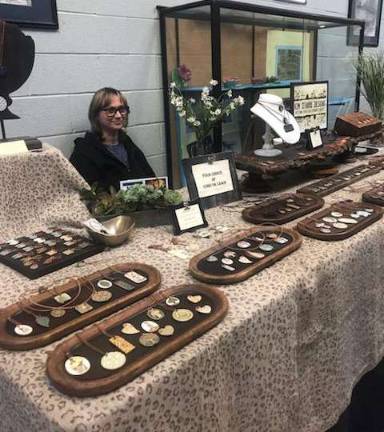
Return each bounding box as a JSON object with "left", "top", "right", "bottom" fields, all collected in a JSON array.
[
  {"left": 258, "top": 101, "right": 294, "bottom": 133},
  {"left": 0, "top": 20, "right": 7, "bottom": 78}
]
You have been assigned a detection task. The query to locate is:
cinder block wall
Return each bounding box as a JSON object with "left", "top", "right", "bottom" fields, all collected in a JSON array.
[{"left": 7, "top": 0, "right": 384, "bottom": 176}]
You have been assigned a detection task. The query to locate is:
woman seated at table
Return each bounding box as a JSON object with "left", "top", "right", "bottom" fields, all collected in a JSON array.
[{"left": 70, "top": 87, "right": 155, "bottom": 190}]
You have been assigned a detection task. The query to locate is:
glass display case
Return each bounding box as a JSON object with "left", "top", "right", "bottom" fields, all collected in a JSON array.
[{"left": 158, "top": 0, "right": 365, "bottom": 187}]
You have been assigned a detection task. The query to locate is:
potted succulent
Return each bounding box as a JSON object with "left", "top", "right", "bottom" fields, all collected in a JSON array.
[{"left": 81, "top": 183, "right": 183, "bottom": 228}]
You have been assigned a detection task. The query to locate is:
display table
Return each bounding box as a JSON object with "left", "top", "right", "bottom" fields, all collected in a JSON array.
[{"left": 0, "top": 145, "right": 384, "bottom": 432}]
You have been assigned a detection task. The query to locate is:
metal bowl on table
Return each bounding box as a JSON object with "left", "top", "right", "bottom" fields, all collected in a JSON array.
[{"left": 87, "top": 215, "right": 135, "bottom": 247}]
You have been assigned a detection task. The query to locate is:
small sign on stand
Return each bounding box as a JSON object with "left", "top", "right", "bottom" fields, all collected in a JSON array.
[
  {"left": 170, "top": 199, "right": 208, "bottom": 235},
  {"left": 182, "top": 151, "right": 241, "bottom": 209}
]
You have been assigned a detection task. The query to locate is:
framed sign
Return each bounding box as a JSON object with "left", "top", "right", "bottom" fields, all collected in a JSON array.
[
  {"left": 182, "top": 152, "right": 241, "bottom": 209},
  {"left": 0, "top": 0, "right": 58, "bottom": 29},
  {"left": 306, "top": 128, "right": 323, "bottom": 150},
  {"left": 348, "top": 0, "right": 383, "bottom": 47},
  {"left": 290, "top": 81, "right": 328, "bottom": 133},
  {"left": 170, "top": 200, "right": 208, "bottom": 235}
]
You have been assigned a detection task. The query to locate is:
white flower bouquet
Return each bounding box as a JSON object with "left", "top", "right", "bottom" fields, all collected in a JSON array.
[{"left": 169, "top": 79, "right": 245, "bottom": 144}]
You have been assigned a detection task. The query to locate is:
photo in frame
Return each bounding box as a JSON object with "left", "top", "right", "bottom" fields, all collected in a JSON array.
[
  {"left": 348, "top": 0, "right": 383, "bottom": 47},
  {"left": 170, "top": 199, "right": 208, "bottom": 235},
  {"left": 306, "top": 128, "right": 323, "bottom": 149},
  {"left": 182, "top": 152, "right": 241, "bottom": 209},
  {"left": 0, "top": 0, "right": 58, "bottom": 29}
]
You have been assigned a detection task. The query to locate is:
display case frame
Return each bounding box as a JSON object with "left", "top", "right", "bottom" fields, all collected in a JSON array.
[{"left": 157, "top": 0, "right": 365, "bottom": 188}]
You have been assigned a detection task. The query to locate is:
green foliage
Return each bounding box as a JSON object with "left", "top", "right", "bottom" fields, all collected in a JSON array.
[
  {"left": 81, "top": 183, "right": 183, "bottom": 216},
  {"left": 355, "top": 53, "right": 384, "bottom": 120}
]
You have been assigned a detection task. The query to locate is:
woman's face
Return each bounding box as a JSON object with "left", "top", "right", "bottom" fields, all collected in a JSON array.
[{"left": 98, "top": 95, "right": 128, "bottom": 135}]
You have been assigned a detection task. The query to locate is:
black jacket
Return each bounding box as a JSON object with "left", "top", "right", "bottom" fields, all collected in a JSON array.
[{"left": 70, "top": 131, "right": 155, "bottom": 190}]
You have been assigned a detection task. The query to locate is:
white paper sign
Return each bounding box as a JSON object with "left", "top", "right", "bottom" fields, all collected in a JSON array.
[
  {"left": 191, "top": 159, "right": 233, "bottom": 198},
  {"left": 0, "top": 140, "right": 28, "bottom": 156},
  {"left": 175, "top": 204, "right": 204, "bottom": 231},
  {"left": 310, "top": 129, "right": 323, "bottom": 148}
]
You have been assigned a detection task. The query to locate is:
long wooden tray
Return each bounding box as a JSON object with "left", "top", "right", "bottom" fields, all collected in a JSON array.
[
  {"left": 242, "top": 193, "right": 324, "bottom": 225},
  {"left": 189, "top": 227, "right": 302, "bottom": 285},
  {"left": 362, "top": 184, "right": 384, "bottom": 206},
  {"left": 46, "top": 284, "right": 228, "bottom": 397},
  {"left": 296, "top": 201, "right": 383, "bottom": 241},
  {"left": 297, "top": 164, "right": 381, "bottom": 197},
  {"left": 0, "top": 262, "right": 161, "bottom": 350}
]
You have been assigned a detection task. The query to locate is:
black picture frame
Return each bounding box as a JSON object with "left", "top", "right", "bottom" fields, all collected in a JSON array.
[
  {"left": 306, "top": 127, "right": 323, "bottom": 150},
  {"left": 170, "top": 199, "right": 208, "bottom": 235},
  {"left": 182, "top": 151, "right": 241, "bottom": 209},
  {"left": 348, "top": 0, "right": 383, "bottom": 47},
  {"left": 0, "top": 0, "right": 58, "bottom": 30}
]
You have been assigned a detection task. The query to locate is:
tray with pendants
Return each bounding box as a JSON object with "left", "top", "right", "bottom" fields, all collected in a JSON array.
[
  {"left": 46, "top": 284, "right": 228, "bottom": 397},
  {"left": 296, "top": 201, "right": 383, "bottom": 241},
  {"left": 189, "top": 227, "right": 302, "bottom": 285},
  {"left": 242, "top": 193, "right": 324, "bottom": 225},
  {"left": 0, "top": 227, "right": 105, "bottom": 279},
  {"left": 297, "top": 164, "right": 381, "bottom": 197},
  {"left": 362, "top": 184, "right": 384, "bottom": 206},
  {"left": 0, "top": 262, "right": 161, "bottom": 350}
]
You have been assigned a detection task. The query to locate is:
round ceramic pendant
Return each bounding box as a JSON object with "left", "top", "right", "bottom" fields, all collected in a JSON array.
[
  {"left": 224, "top": 251, "right": 236, "bottom": 258},
  {"left": 97, "top": 279, "right": 112, "bottom": 289},
  {"left": 141, "top": 320, "right": 159, "bottom": 333},
  {"left": 50, "top": 309, "right": 66, "bottom": 318},
  {"left": 101, "top": 351, "right": 126, "bottom": 370},
  {"left": 222, "top": 264, "right": 235, "bottom": 271},
  {"left": 7, "top": 239, "right": 18, "bottom": 246},
  {"left": 172, "top": 309, "right": 194, "bottom": 322},
  {"left": 364, "top": 208, "right": 374, "bottom": 213},
  {"left": 91, "top": 291, "right": 112, "bottom": 303},
  {"left": 14, "top": 324, "right": 33, "bottom": 336},
  {"left": 322, "top": 217, "right": 337, "bottom": 224},
  {"left": 121, "top": 323, "right": 140, "bottom": 335},
  {"left": 147, "top": 308, "right": 165, "bottom": 321},
  {"left": 320, "top": 228, "right": 331, "bottom": 234},
  {"left": 196, "top": 305, "right": 212, "bottom": 314},
  {"left": 358, "top": 211, "right": 371, "bottom": 218},
  {"left": 139, "top": 333, "right": 160, "bottom": 347},
  {"left": 259, "top": 244, "right": 274, "bottom": 252},
  {"left": 331, "top": 212, "right": 343, "bottom": 218},
  {"left": 315, "top": 222, "right": 325, "bottom": 228},
  {"left": 333, "top": 222, "right": 348, "bottom": 230},
  {"left": 266, "top": 233, "right": 278, "bottom": 239},
  {"left": 275, "top": 237, "right": 288, "bottom": 244},
  {"left": 166, "top": 296, "right": 180, "bottom": 306},
  {"left": 158, "top": 325, "right": 175, "bottom": 337},
  {"left": 247, "top": 251, "right": 265, "bottom": 259},
  {"left": 237, "top": 241, "right": 251, "bottom": 249},
  {"left": 206, "top": 255, "right": 218, "bottom": 263},
  {"left": 221, "top": 258, "right": 234, "bottom": 265},
  {"left": 65, "top": 356, "right": 90, "bottom": 376}
]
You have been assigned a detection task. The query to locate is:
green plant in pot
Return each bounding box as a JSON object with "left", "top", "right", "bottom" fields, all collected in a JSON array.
[
  {"left": 81, "top": 183, "right": 183, "bottom": 227},
  {"left": 355, "top": 53, "right": 384, "bottom": 120}
]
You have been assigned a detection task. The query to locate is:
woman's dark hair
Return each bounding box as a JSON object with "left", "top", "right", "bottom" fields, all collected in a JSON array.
[{"left": 88, "top": 87, "right": 128, "bottom": 137}]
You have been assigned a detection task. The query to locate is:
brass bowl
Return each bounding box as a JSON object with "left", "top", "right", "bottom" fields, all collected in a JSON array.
[{"left": 87, "top": 215, "right": 135, "bottom": 247}]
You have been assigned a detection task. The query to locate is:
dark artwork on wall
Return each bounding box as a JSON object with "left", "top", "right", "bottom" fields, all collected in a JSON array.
[
  {"left": 0, "top": 0, "right": 58, "bottom": 29},
  {"left": 348, "top": 0, "right": 383, "bottom": 46}
]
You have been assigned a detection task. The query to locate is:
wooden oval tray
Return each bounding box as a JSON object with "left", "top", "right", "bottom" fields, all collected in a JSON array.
[
  {"left": 362, "top": 184, "right": 384, "bottom": 206},
  {"left": 297, "top": 164, "right": 381, "bottom": 197},
  {"left": 0, "top": 262, "right": 161, "bottom": 350},
  {"left": 46, "top": 284, "right": 228, "bottom": 397},
  {"left": 242, "top": 193, "right": 324, "bottom": 225},
  {"left": 189, "top": 227, "right": 302, "bottom": 285},
  {"left": 296, "top": 201, "right": 383, "bottom": 241}
]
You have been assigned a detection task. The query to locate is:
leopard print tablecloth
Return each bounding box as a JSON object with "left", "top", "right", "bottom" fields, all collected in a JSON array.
[{"left": 0, "top": 147, "right": 384, "bottom": 432}]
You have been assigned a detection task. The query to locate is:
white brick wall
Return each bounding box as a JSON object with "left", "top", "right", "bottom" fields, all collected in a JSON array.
[{"left": 6, "top": 0, "right": 383, "bottom": 176}]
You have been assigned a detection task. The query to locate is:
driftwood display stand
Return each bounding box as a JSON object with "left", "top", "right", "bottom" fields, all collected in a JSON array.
[
  {"left": 46, "top": 284, "right": 228, "bottom": 397},
  {"left": 0, "top": 262, "right": 161, "bottom": 350},
  {"left": 189, "top": 227, "right": 302, "bottom": 285}
]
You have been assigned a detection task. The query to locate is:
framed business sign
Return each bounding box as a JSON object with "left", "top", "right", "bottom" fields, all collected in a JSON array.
[
  {"left": 348, "top": 0, "right": 383, "bottom": 46},
  {"left": 0, "top": 0, "right": 58, "bottom": 29}
]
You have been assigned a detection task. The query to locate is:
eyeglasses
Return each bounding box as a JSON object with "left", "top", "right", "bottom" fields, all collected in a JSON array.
[{"left": 101, "top": 105, "right": 130, "bottom": 117}]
